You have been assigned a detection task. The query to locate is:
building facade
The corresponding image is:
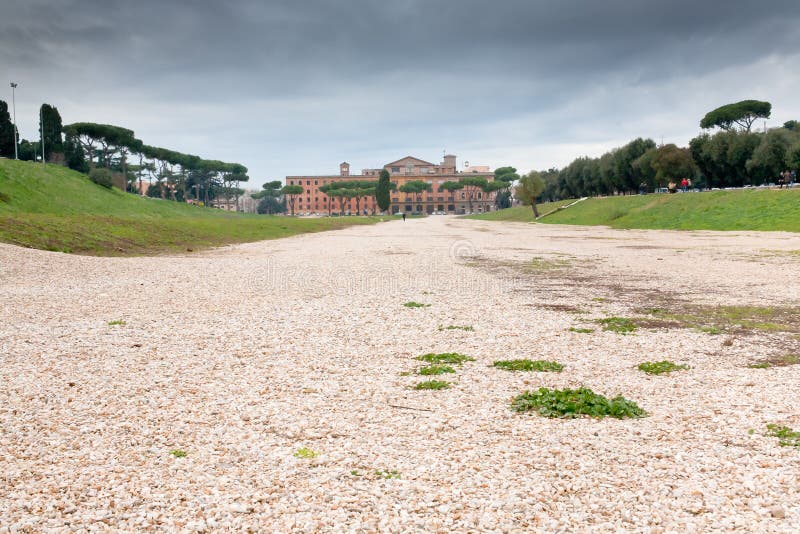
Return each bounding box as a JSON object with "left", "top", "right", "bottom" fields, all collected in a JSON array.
[{"left": 285, "top": 155, "right": 498, "bottom": 215}]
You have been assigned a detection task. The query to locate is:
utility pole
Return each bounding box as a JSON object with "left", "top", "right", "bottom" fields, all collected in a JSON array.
[{"left": 9, "top": 82, "right": 18, "bottom": 160}]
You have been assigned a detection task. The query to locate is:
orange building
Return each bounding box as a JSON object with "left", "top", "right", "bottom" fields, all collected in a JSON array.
[{"left": 285, "top": 155, "right": 498, "bottom": 215}]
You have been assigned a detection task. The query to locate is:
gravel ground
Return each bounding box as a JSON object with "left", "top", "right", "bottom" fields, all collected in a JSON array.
[{"left": 1, "top": 216, "right": 799, "bottom": 532}]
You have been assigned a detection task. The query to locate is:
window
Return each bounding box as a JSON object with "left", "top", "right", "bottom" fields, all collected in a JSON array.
[
  {"left": 290, "top": 180, "right": 294, "bottom": 185},
  {"left": 306, "top": 180, "right": 310, "bottom": 185},
  {"left": 391, "top": 167, "right": 400, "bottom": 173},
  {"left": 461, "top": 192, "right": 466, "bottom": 199},
  {"left": 314, "top": 180, "right": 318, "bottom": 185}
]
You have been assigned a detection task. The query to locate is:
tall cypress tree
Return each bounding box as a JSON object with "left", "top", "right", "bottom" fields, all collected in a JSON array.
[
  {"left": 39, "top": 103, "right": 63, "bottom": 159},
  {"left": 376, "top": 169, "right": 391, "bottom": 213},
  {"left": 0, "top": 100, "right": 14, "bottom": 158}
]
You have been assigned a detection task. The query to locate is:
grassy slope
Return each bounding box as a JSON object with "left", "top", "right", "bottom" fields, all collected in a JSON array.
[
  {"left": 468, "top": 190, "right": 800, "bottom": 232},
  {"left": 0, "top": 159, "right": 380, "bottom": 255},
  {"left": 463, "top": 200, "right": 573, "bottom": 221}
]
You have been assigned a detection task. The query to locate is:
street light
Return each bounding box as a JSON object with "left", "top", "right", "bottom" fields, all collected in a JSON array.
[{"left": 9, "top": 82, "right": 18, "bottom": 160}]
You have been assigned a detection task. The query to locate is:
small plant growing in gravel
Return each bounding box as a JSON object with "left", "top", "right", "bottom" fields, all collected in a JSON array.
[
  {"left": 413, "top": 380, "right": 451, "bottom": 390},
  {"left": 748, "top": 354, "right": 799, "bottom": 369},
  {"left": 597, "top": 317, "right": 637, "bottom": 334},
  {"left": 416, "top": 352, "right": 475, "bottom": 365},
  {"left": 375, "top": 469, "right": 401, "bottom": 479},
  {"left": 403, "top": 301, "right": 430, "bottom": 308},
  {"left": 637, "top": 361, "right": 690, "bottom": 375},
  {"left": 169, "top": 449, "right": 187, "bottom": 458},
  {"left": 697, "top": 326, "right": 722, "bottom": 335},
  {"left": 350, "top": 469, "right": 361, "bottom": 476},
  {"left": 568, "top": 327, "right": 594, "bottom": 334},
  {"left": 293, "top": 448, "right": 319, "bottom": 459},
  {"left": 493, "top": 359, "right": 563, "bottom": 372},
  {"left": 108, "top": 320, "right": 126, "bottom": 326},
  {"left": 511, "top": 387, "right": 646, "bottom": 419},
  {"left": 438, "top": 325, "right": 474, "bottom": 331},
  {"left": 418, "top": 364, "right": 456, "bottom": 375},
  {"left": 747, "top": 362, "right": 771, "bottom": 369},
  {"left": 766, "top": 424, "right": 800, "bottom": 447}
]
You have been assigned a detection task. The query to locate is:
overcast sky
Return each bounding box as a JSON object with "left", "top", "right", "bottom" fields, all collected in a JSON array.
[{"left": 3, "top": 0, "right": 799, "bottom": 186}]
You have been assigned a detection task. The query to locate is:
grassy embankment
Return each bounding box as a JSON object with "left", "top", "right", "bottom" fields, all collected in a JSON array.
[
  {"left": 467, "top": 189, "right": 800, "bottom": 232},
  {"left": 0, "top": 159, "right": 381, "bottom": 255}
]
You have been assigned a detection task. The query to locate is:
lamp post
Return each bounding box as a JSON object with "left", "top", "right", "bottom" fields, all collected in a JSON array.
[{"left": 9, "top": 82, "right": 18, "bottom": 160}]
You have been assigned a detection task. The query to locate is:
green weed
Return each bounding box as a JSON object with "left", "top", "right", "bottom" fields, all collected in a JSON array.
[
  {"left": 438, "top": 325, "right": 474, "bottom": 331},
  {"left": 568, "top": 327, "right": 594, "bottom": 334},
  {"left": 493, "top": 359, "right": 563, "bottom": 372},
  {"left": 169, "top": 449, "right": 187, "bottom": 458},
  {"left": 597, "top": 317, "right": 637, "bottom": 334},
  {"left": 416, "top": 352, "right": 475, "bottom": 365},
  {"left": 418, "top": 364, "right": 456, "bottom": 375},
  {"left": 375, "top": 469, "right": 401, "bottom": 479},
  {"left": 293, "top": 448, "right": 319, "bottom": 459},
  {"left": 403, "top": 301, "right": 430, "bottom": 308},
  {"left": 766, "top": 424, "right": 800, "bottom": 447},
  {"left": 413, "top": 380, "right": 451, "bottom": 390},
  {"left": 638, "top": 361, "right": 690, "bottom": 375},
  {"left": 511, "top": 387, "right": 646, "bottom": 419},
  {"left": 108, "top": 320, "right": 126, "bottom": 326}
]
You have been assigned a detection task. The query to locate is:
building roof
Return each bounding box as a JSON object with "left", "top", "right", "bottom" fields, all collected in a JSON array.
[{"left": 383, "top": 156, "right": 437, "bottom": 167}]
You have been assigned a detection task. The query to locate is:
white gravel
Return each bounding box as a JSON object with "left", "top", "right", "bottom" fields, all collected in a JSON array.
[{"left": 1, "top": 216, "right": 799, "bottom": 532}]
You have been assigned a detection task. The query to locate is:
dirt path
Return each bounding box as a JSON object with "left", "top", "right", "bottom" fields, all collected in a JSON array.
[{"left": 1, "top": 217, "right": 799, "bottom": 531}]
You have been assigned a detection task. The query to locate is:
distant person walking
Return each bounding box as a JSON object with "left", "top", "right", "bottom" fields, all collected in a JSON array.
[
  {"left": 680, "top": 177, "right": 689, "bottom": 192},
  {"left": 402, "top": 212, "right": 406, "bottom": 221}
]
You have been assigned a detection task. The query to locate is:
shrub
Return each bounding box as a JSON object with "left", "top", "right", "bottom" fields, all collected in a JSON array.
[
  {"left": 89, "top": 167, "right": 114, "bottom": 188},
  {"left": 493, "top": 359, "right": 563, "bottom": 372},
  {"left": 638, "top": 361, "right": 689, "bottom": 375},
  {"left": 511, "top": 387, "right": 646, "bottom": 419}
]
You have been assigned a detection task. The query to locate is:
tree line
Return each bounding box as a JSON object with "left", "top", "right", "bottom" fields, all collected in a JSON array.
[
  {"left": 0, "top": 101, "right": 248, "bottom": 205},
  {"left": 532, "top": 100, "right": 800, "bottom": 202}
]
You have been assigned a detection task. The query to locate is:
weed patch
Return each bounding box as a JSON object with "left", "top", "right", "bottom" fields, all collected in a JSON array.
[
  {"left": 293, "top": 448, "right": 319, "bottom": 459},
  {"left": 375, "top": 469, "right": 401, "bottom": 479},
  {"left": 413, "top": 380, "right": 451, "bottom": 390},
  {"left": 438, "top": 325, "right": 474, "bottom": 331},
  {"left": 418, "top": 364, "right": 456, "bottom": 375},
  {"left": 403, "top": 301, "right": 430, "bottom": 308},
  {"left": 169, "top": 449, "right": 187, "bottom": 458},
  {"left": 766, "top": 424, "right": 800, "bottom": 447},
  {"left": 108, "top": 320, "right": 126, "bottom": 326},
  {"left": 569, "top": 327, "right": 594, "bottom": 334},
  {"left": 748, "top": 354, "right": 799, "bottom": 369},
  {"left": 511, "top": 387, "right": 646, "bottom": 419},
  {"left": 598, "top": 317, "right": 637, "bottom": 334},
  {"left": 638, "top": 361, "right": 690, "bottom": 375},
  {"left": 493, "top": 359, "right": 563, "bottom": 372},
  {"left": 416, "top": 352, "right": 475, "bottom": 365}
]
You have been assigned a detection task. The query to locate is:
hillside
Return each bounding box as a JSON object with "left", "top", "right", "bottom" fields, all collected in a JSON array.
[
  {"left": 0, "top": 159, "right": 379, "bottom": 255},
  {"left": 468, "top": 189, "right": 800, "bottom": 232}
]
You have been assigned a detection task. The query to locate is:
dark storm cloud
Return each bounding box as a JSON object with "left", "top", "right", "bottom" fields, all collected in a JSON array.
[{"left": 3, "top": 1, "right": 800, "bottom": 182}]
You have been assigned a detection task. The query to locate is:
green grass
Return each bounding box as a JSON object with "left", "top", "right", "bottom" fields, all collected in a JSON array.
[
  {"left": 403, "top": 301, "right": 431, "bottom": 308},
  {"left": 464, "top": 200, "right": 574, "bottom": 221},
  {"left": 169, "top": 449, "right": 187, "bottom": 458},
  {"left": 597, "top": 317, "right": 637, "bottom": 334},
  {"left": 415, "top": 352, "right": 475, "bottom": 365},
  {"left": 293, "top": 447, "right": 319, "bottom": 459},
  {"left": 0, "top": 159, "right": 381, "bottom": 255},
  {"left": 637, "top": 361, "right": 690, "bottom": 375},
  {"left": 766, "top": 424, "right": 800, "bottom": 447},
  {"left": 418, "top": 364, "right": 456, "bottom": 375},
  {"left": 747, "top": 354, "right": 799, "bottom": 369},
  {"left": 511, "top": 387, "right": 646, "bottom": 419},
  {"left": 492, "top": 359, "right": 564, "bottom": 372},
  {"left": 413, "top": 380, "right": 451, "bottom": 390},
  {"left": 107, "top": 319, "right": 126, "bottom": 326},
  {"left": 640, "top": 304, "right": 800, "bottom": 334},
  {"left": 466, "top": 189, "right": 800, "bottom": 232},
  {"left": 438, "top": 325, "right": 474, "bottom": 331},
  {"left": 568, "top": 327, "right": 594, "bottom": 334}
]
